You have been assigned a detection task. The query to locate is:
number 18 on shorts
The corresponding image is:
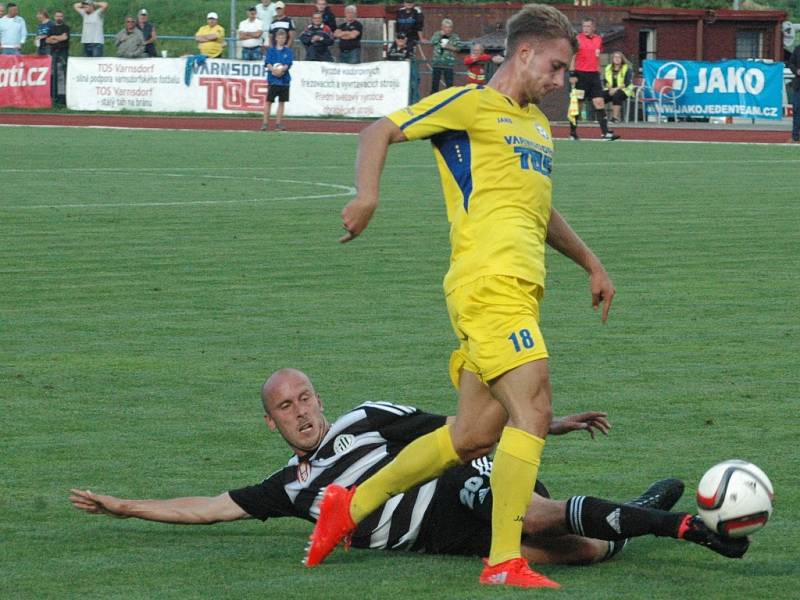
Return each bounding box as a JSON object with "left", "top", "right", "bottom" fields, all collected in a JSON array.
[{"left": 446, "top": 276, "right": 549, "bottom": 386}]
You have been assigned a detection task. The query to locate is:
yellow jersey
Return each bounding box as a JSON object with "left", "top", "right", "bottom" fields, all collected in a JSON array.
[
  {"left": 387, "top": 85, "right": 554, "bottom": 294},
  {"left": 196, "top": 24, "right": 226, "bottom": 57}
]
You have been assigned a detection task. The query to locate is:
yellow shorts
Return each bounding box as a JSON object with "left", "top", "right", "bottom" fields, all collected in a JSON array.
[{"left": 446, "top": 275, "right": 548, "bottom": 389}]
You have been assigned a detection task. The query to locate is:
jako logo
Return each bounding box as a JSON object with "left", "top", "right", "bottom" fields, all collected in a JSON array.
[
  {"left": 0, "top": 65, "right": 48, "bottom": 88},
  {"left": 694, "top": 66, "right": 765, "bottom": 95},
  {"left": 655, "top": 62, "right": 688, "bottom": 98}
]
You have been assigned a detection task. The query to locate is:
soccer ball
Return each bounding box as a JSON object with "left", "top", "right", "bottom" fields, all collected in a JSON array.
[{"left": 696, "top": 460, "right": 774, "bottom": 538}]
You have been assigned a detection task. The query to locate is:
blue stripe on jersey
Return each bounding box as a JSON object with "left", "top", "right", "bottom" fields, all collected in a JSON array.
[
  {"left": 399, "top": 87, "right": 474, "bottom": 132},
  {"left": 431, "top": 130, "right": 473, "bottom": 212}
]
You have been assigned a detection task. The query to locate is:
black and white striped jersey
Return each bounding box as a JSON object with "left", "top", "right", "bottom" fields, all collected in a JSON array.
[{"left": 228, "top": 401, "right": 447, "bottom": 551}]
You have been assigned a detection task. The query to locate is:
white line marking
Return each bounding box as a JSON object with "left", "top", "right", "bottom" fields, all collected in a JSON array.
[{"left": 1, "top": 173, "right": 355, "bottom": 210}]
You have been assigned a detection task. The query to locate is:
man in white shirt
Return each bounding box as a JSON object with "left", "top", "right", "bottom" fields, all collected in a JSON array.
[
  {"left": 73, "top": 0, "right": 108, "bottom": 57},
  {"left": 238, "top": 6, "right": 264, "bottom": 60},
  {"left": 0, "top": 3, "right": 27, "bottom": 55}
]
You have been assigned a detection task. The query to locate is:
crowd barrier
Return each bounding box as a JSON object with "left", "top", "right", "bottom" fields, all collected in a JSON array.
[{"left": 65, "top": 56, "right": 409, "bottom": 117}]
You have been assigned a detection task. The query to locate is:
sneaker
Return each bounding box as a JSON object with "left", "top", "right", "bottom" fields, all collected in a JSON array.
[
  {"left": 677, "top": 515, "right": 750, "bottom": 559},
  {"left": 260, "top": 123, "right": 269, "bottom": 131},
  {"left": 569, "top": 133, "right": 580, "bottom": 141},
  {"left": 601, "top": 132, "right": 621, "bottom": 141},
  {"left": 275, "top": 123, "right": 286, "bottom": 131},
  {"left": 627, "top": 478, "right": 685, "bottom": 511},
  {"left": 303, "top": 485, "right": 357, "bottom": 567},
  {"left": 479, "top": 557, "right": 560, "bottom": 589},
  {"left": 610, "top": 117, "right": 620, "bottom": 124}
]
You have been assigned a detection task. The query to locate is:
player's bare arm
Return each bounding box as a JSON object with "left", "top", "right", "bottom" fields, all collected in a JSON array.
[
  {"left": 69, "top": 489, "right": 250, "bottom": 524},
  {"left": 546, "top": 208, "right": 615, "bottom": 322},
  {"left": 340, "top": 118, "right": 407, "bottom": 243}
]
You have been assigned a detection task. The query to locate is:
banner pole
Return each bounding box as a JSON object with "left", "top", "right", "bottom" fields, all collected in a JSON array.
[{"left": 230, "top": 0, "right": 237, "bottom": 58}]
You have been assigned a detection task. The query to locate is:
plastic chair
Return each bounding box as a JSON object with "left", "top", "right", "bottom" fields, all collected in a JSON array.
[{"left": 635, "top": 77, "right": 677, "bottom": 123}]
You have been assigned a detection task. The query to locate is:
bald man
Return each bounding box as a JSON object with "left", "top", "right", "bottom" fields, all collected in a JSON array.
[{"left": 70, "top": 369, "right": 746, "bottom": 564}]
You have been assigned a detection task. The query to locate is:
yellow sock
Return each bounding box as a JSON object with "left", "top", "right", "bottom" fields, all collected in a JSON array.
[
  {"left": 350, "top": 424, "right": 460, "bottom": 523},
  {"left": 488, "top": 427, "right": 545, "bottom": 566}
]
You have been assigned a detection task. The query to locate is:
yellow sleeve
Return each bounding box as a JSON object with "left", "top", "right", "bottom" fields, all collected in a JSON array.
[{"left": 387, "top": 86, "right": 480, "bottom": 141}]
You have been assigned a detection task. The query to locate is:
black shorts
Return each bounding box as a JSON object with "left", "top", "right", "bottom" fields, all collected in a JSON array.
[
  {"left": 413, "top": 458, "right": 550, "bottom": 556},
  {"left": 267, "top": 85, "right": 290, "bottom": 103},
  {"left": 574, "top": 71, "right": 604, "bottom": 100}
]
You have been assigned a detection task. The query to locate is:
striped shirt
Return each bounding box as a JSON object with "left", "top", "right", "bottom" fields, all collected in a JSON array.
[{"left": 229, "top": 402, "right": 447, "bottom": 550}]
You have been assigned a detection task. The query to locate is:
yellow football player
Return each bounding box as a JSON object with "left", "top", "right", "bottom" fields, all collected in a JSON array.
[{"left": 306, "top": 3, "right": 616, "bottom": 589}]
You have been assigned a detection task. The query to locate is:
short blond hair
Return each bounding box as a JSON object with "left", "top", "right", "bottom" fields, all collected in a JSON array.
[{"left": 505, "top": 4, "right": 577, "bottom": 58}]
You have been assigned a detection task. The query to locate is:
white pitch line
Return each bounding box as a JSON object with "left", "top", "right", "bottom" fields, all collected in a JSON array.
[{"left": 2, "top": 172, "right": 355, "bottom": 209}]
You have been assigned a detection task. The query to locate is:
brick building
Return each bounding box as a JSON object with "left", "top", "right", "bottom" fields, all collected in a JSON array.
[{"left": 285, "top": 3, "right": 786, "bottom": 119}]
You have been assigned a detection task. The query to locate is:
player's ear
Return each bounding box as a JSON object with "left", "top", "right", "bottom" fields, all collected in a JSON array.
[
  {"left": 264, "top": 413, "right": 278, "bottom": 431},
  {"left": 316, "top": 393, "right": 323, "bottom": 412}
]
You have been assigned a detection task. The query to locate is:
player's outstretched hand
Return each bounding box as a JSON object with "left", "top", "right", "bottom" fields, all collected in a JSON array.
[
  {"left": 589, "top": 267, "right": 615, "bottom": 322},
  {"left": 69, "top": 489, "right": 129, "bottom": 518},
  {"left": 549, "top": 412, "right": 610, "bottom": 439},
  {"left": 340, "top": 196, "right": 378, "bottom": 243}
]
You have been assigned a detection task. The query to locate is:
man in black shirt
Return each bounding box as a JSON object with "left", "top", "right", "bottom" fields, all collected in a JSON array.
[
  {"left": 45, "top": 10, "right": 70, "bottom": 104},
  {"left": 314, "top": 0, "right": 336, "bottom": 33},
  {"left": 69, "top": 369, "right": 748, "bottom": 564},
  {"left": 268, "top": 1, "right": 295, "bottom": 48},
  {"left": 334, "top": 4, "right": 362, "bottom": 64},
  {"left": 395, "top": 0, "right": 424, "bottom": 58}
]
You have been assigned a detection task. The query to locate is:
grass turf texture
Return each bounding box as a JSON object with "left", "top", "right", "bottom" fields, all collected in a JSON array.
[{"left": 1, "top": 127, "right": 798, "bottom": 598}]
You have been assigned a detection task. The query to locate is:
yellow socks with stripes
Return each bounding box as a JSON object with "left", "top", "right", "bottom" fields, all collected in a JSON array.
[
  {"left": 350, "top": 424, "right": 460, "bottom": 523},
  {"left": 487, "top": 427, "right": 545, "bottom": 565}
]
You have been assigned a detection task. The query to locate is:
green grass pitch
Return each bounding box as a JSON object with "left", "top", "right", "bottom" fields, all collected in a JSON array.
[{"left": 1, "top": 127, "right": 798, "bottom": 599}]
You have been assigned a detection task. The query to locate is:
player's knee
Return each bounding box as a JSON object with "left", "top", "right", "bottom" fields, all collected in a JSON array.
[
  {"left": 451, "top": 432, "right": 499, "bottom": 462},
  {"left": 565, "top": 539, "right": 608, "bottom": 566}
]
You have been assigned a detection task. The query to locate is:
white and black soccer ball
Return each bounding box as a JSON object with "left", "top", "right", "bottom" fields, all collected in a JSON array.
[{"left": 696, "top": 460, "right": 774, "bottom": 538}]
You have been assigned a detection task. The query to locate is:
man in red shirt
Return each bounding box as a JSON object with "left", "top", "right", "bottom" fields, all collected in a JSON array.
[{"left": 569, "top": 18, "right": 618, "bottom": 141}]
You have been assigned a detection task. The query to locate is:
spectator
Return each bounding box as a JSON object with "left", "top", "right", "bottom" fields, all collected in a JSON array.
[
  {"left": 238, "top": 6, "right": 264, "bottom": 61},
  {"left": 602, "top": 51, "right": 634, "bottom": 123},
  {"left": 73, "top": 1, "right": 108, "bottom": 57},
  {"left": 261, "top": 28, "right": 292, "bottom": 132},
  {"left": 256, "top": 0, "right": 276, "bottom": 40},
  {"left": 464, "top": 42, "right": 491, "bottom": 86},
  {"left": 46, "top": 10, "right": 70, "bottom": 104},
  {"left": 115, "top": 15, "right": 145, "bottom": 58},
  {"left": 0, "top": 3, "right": 27, "bottom": 55},
  {"left": 386, "top": 32, "right": 412, "bottom": 61},
  {"left": 300, "top": 12, "right": 333, "bottom": 62},
  {"left": 314, "top": 0, "right": 336, "bottom": 33},
  {"left": 195, "top": 12, "right": 226, "bottom": 59},
  {"left": 395, "top": 0, "right": 424, "bottom": 58},
  {"left": 789, "top": 43, "right": 800, "bottom": 143},
  {"left": 385, "top": 32, "right": 418, "bottom": 104},
  {"left": 136, "top": 9, "right": 157, "bottom": 58},
  {"left": 334, "top": 5, "right": 362, "bottom": 64},
  {"left": 569, "top": 18, "right": 618, "bottom": 141},
  {"left": 0, "top": 4, "right": 4, "bottom": 18},
  {"left": 429, "top": 18, "right": 460, "bottom": 94},
  {"left": 269, "top": 2, "right": 295, "bottom": 49},
  {"left": 35, "top": 9, "right": 54, "bottom": 55}
]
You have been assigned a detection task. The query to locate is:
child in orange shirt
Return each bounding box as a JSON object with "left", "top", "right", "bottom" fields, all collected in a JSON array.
[{"left": 464, "top": 42, "right": 491, "bottom": 85}]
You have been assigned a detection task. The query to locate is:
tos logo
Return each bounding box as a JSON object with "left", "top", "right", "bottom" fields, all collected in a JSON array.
[{"left": 199, "top": 77, "right": 267, "bottom": 110}]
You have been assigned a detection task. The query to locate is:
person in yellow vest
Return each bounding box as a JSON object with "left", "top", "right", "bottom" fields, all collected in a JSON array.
[
  {"left": 195, "top": 11, "right": 226, "bottom": 58},
  {"left": 603, "top": 51, "right": 634, "bottom": 123}
]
